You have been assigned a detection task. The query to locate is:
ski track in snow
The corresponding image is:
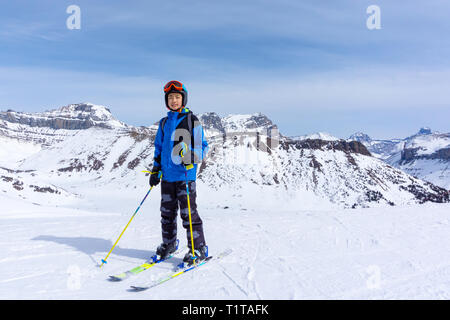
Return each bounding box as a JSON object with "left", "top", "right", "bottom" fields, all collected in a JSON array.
[{"left": 1, "top": 195, "right": 450, "bottom": 299}]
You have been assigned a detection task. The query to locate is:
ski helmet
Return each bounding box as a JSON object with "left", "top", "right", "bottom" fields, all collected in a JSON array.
[{"left": 164, "top": 80, "right": 188, "bottom": 109}]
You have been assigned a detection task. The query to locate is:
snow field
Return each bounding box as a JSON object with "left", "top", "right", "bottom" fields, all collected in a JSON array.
[{"left": 1, "top": 191, "right": 450, "bottom": 299}]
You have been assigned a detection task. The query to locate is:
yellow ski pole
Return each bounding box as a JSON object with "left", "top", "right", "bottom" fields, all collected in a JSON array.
[
  {"left": 99, "top": 170, "right": 160, "bottom": 268},
  {"left": 184, "top": 164, "right": 196, "bottom": 265},
  {"left": 181, "top": 142, "right": 197, "bottom": 265}
]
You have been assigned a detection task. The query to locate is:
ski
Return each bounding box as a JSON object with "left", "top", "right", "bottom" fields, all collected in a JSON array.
[
  {"left": 129, "top": 248, "right": 232, "bottom": 291},
  {"left": 108, "top": 241, "right": 181, "bottom": 282}
]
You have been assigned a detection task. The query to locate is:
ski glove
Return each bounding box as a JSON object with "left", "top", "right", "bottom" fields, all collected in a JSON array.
[
  {"left": 179, "top": 142, "right": 194, "bottom": 170},
  {"left": 149, "top": 167, "right": 161, "bottom": 187}
]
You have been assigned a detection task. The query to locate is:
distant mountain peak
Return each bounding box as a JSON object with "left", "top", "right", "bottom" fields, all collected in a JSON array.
[
  {"left": 222, "top": 112, "right": 275, "bottom": 129},
  {"left": 60, "top": 102, "right": 111, "bottom": 113},
  {"left": 349, "top": 132, "right": 372, "bottom": 143},
  {"left": 48, "top": 102, "right": 118, "bottom": 123},
  {"left": 292, "top": 132, "right": 340, "bottom": 142},
  {"left": 198, "top": 112, "right": 278, "bottom": 134},
  {"left": 417, "top": 127, "right": 432, "bottom": 135},
  {"left": 1, "top": 102, "right": 126, "bottom": 130}
]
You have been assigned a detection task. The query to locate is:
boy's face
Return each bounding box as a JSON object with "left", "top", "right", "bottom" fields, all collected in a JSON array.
[{"left": 167, "top": 92, "right": 183, "bottom": 111}]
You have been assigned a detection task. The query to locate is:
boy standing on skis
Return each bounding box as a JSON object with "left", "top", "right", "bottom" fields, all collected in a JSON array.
[{"left": 149, "top": 80, "right": 209, "bottom": 265}]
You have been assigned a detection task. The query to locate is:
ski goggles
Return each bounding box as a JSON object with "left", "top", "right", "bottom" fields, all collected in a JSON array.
[{"left": 164, "top": 80, "right": 184, "bottom": 92}]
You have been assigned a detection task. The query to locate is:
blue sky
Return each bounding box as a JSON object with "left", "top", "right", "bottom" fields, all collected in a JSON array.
[{"left": 0, "top": 0, "right": 449, "bottom": 139}]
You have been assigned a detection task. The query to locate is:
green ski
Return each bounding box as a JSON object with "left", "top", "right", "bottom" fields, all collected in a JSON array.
[
  {"left": 129, "top": 248, "right": 232, "bottom": 291},
  {"left": 108, "top": 241, "right": 180, "bottom": 282}
]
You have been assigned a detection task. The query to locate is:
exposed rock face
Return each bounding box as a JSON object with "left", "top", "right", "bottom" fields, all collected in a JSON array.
[
  {"left": 401, "top": 147, "right": 450, "bottom": 164},
  {"left": 0, "top": 103, "right": 126, "bottom": 130},
  {"left": 285, "top": 139, "right": 371, "bottom": 157},
  {"left": 197, "top": 112, "right": 225, "bottom": 134}
]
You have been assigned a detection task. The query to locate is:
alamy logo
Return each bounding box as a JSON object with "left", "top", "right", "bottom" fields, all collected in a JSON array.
[
  {"left": 367, "top": 5, "right": 381, "bottom": 30},
  {"left": 169, "top": 125, "right": 280, "bottom": 166},
  {"left": 66, "top": 5, "right": 81, "bottom": 30}
]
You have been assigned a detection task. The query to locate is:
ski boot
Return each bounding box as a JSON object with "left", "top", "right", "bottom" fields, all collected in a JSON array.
[
  {"left": 156, "top": 240, "right": 178, "bottom": 260},
  {"left": 183, "top": 245, "right": 208, "bottom": 266}
]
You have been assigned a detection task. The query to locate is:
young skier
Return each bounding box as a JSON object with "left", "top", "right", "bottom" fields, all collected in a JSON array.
[{"left": 149, "top": 80, "right": 209, "bottom": 265}]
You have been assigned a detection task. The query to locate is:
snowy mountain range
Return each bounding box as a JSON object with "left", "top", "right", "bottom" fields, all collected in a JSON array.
[
  {"left": 290, "top": 132, "right": 340, "bottom": 142},
  {"left": 0, "top": 103, "right": 448, "bottom": 209},
  {"left": 349, "top": 128, "right": 450, "bottom": 189}
]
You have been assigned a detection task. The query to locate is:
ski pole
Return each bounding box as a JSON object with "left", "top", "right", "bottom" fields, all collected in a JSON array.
[
  {"left": 180, "top": 142, "right": 197, "bottom": 265},
  {"left": 99, "top": 170, "right": 161, "bottom": 268},
  {"left": 184, "top": 164, "right": 196, "bottom": 265}
]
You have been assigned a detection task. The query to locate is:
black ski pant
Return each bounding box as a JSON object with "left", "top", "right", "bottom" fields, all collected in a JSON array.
[{"left": 160, "top": 180, "right": 206, "bottom": 249}]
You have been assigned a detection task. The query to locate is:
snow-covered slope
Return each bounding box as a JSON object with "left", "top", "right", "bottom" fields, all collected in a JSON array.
[
  {"left": 0, "top": 166, "right": 79, "bottom": 206},
  {"left": 401, "top": 132, "right": 450, "bottom": 158},
  {"left": 1, "top": 193, "right": 450, "bottom": 299},
  {"left": 387, "top": 132, "right": 450, "bottom": 190},
  {"left": 0, "top": 103, "right": 127, "bottom": 151},
  {"left": 349, "top": 128, "right": 450, "bottom": 189},
  {"left": 200, "top": 135, "right": 448, "bottom": 208},
  {"left": 290, "top": 132, "right": 340, "bottom": 141},
  {"left": 1, "top": 104, "right": 450, "bottom": 300},
  {"left": 0, "top": 135, "right": 41, "bottom": 167}
]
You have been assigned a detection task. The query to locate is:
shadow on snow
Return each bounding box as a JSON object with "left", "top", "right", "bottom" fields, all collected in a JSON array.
[{"left": 31, "top": 235, "right": 156, "bottom": 265}]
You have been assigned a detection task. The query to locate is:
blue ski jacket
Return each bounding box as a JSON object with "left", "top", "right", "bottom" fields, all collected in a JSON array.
[{"left": 152, "top": 107, "right": 209, "bottom": 182}]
